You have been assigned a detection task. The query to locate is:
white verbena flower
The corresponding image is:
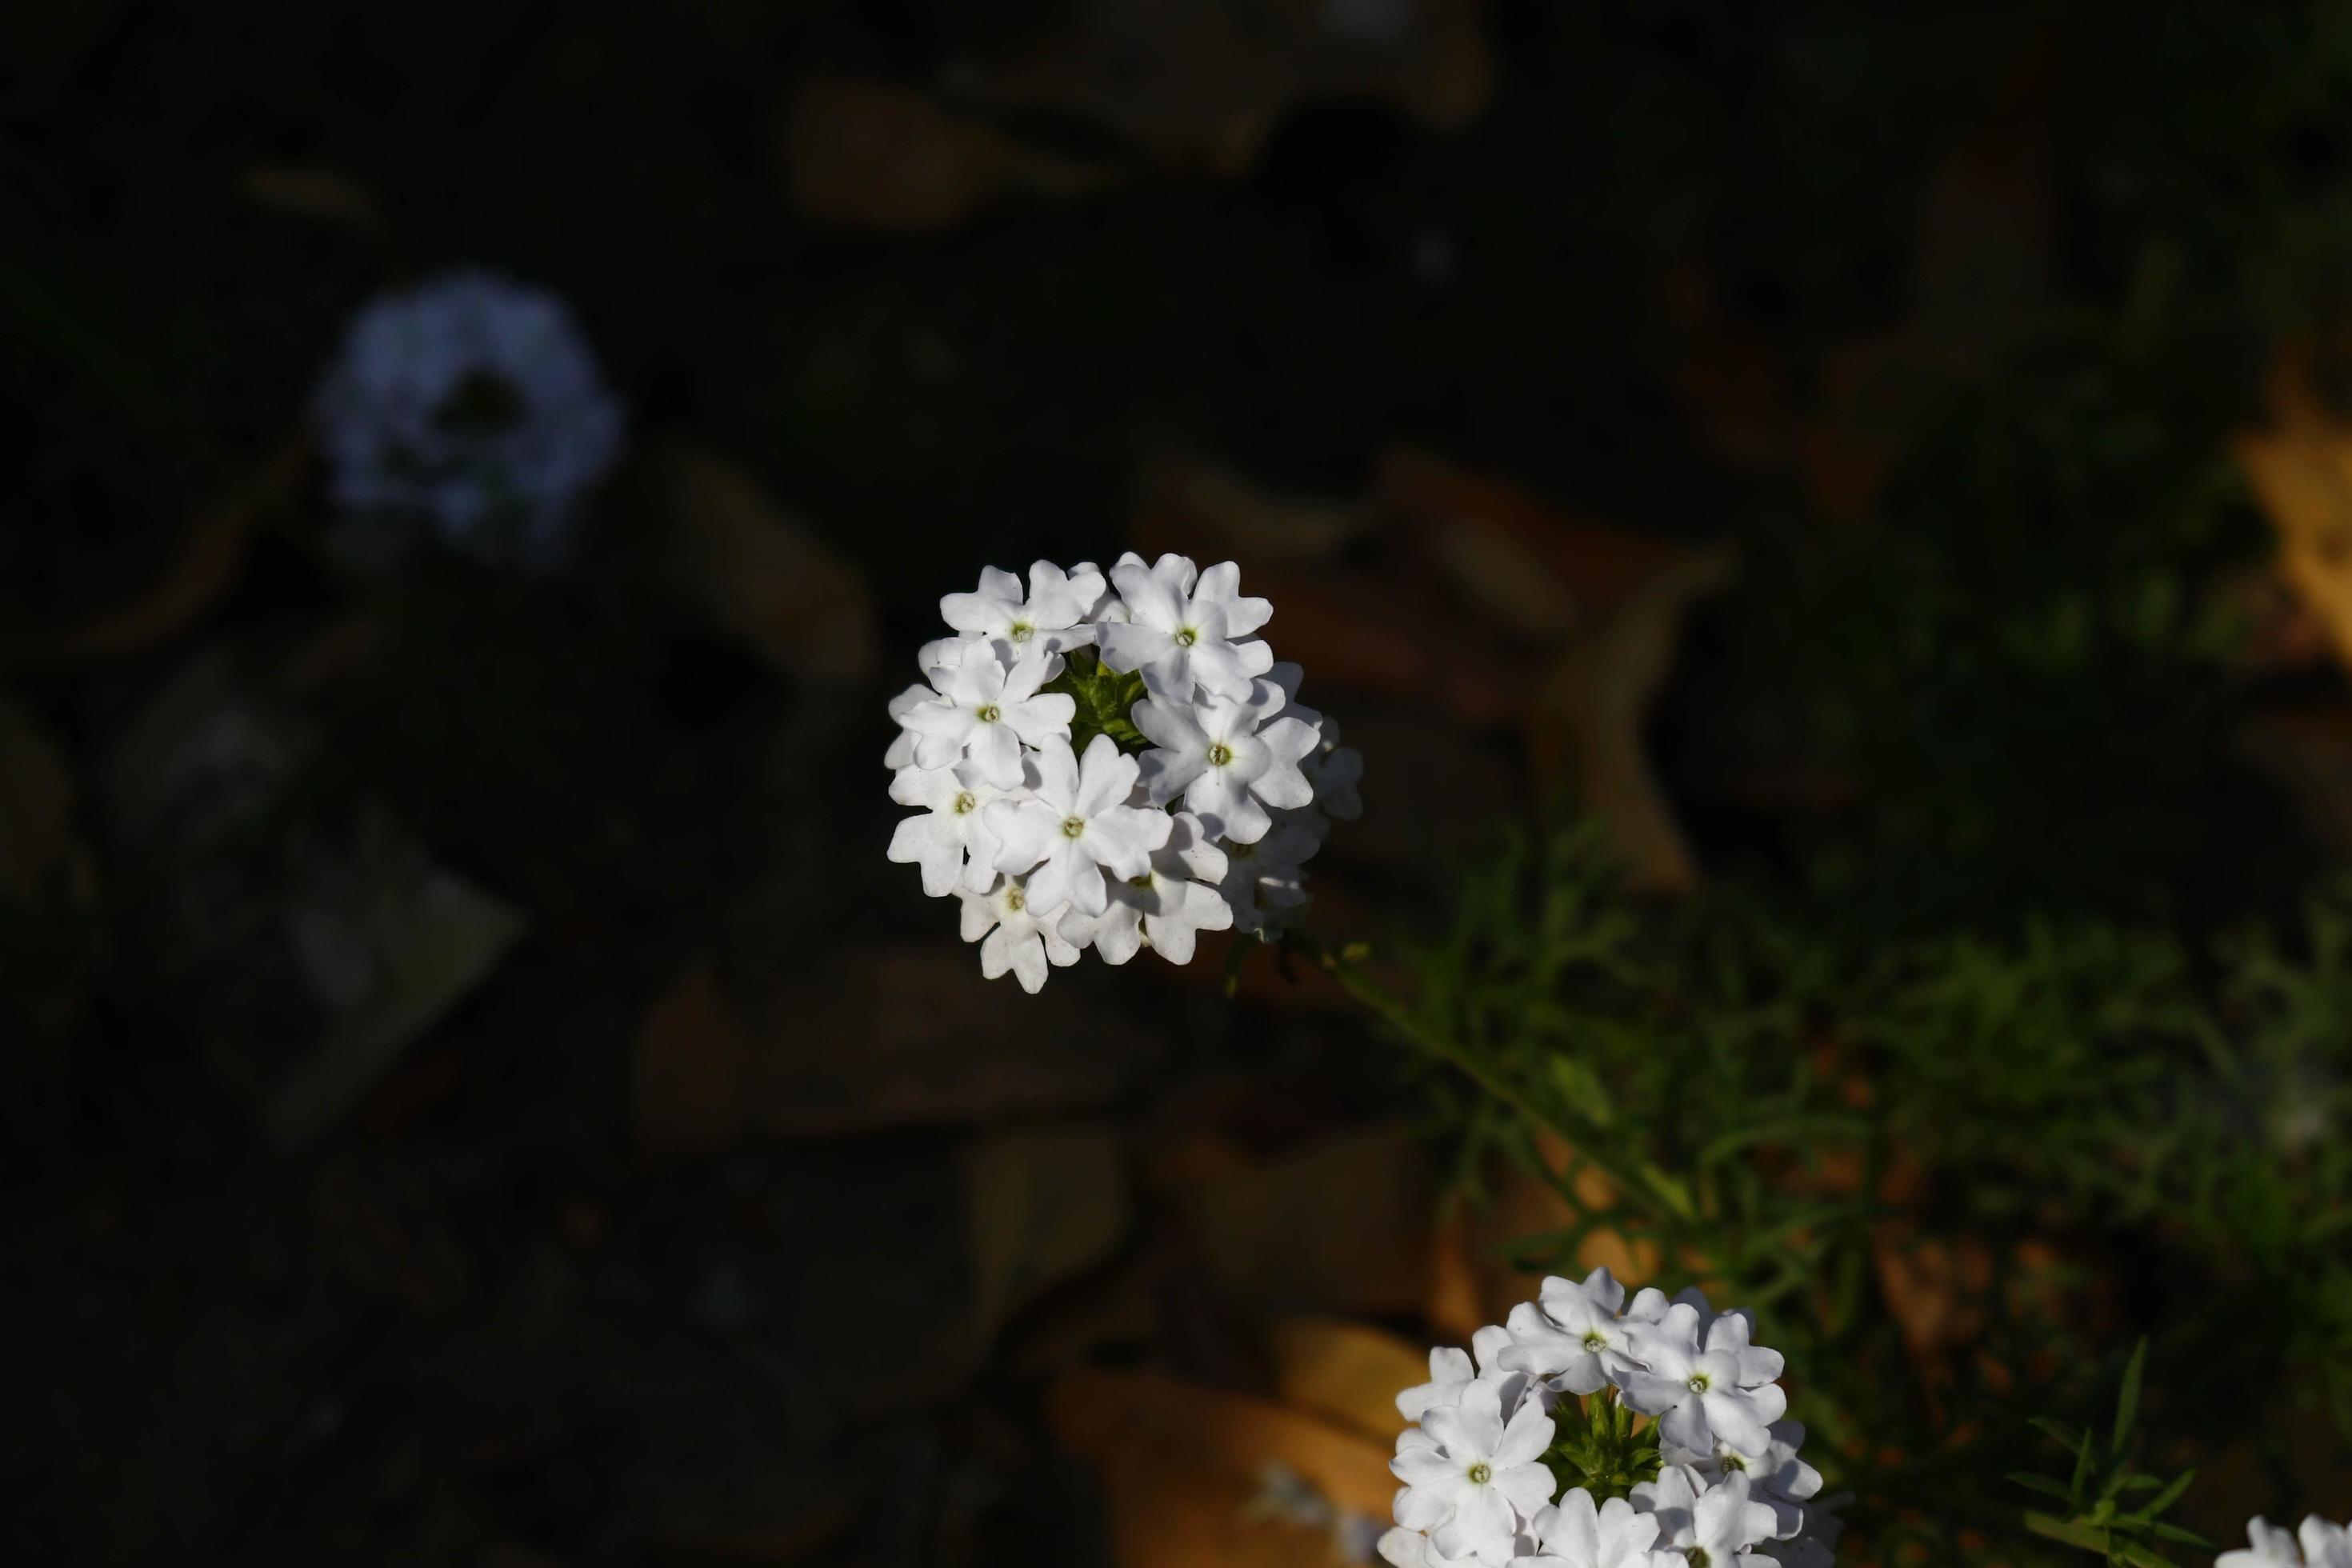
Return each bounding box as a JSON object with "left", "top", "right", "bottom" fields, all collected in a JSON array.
[
  {"left": 1502, "top": 1267, "right": 1644, "bottom": 1397},
  {"left": 1620, "top": 1302, "right": 1789, "bottom": 1459},
  {"left": 1631, "top": 1467, "right": 1778, "bottom": 1568},
  {"left": 887, "top": 554, "right": 1358, "bottom": 988},
  {"left": 886, "top": 762, "right": 1004, "bottom": 896},
  {"left": 1510, "top": 1488, "right": 1680, "bottom": 1568},
  {"left": 1661, "top": 1422, "right": 1821, "bottom": 1541},
  {"left": 312, "top": 267, "right": 624, "bottom": 566},
  {"left": 1398, "top": 1325, "right": 1519, "bottom": 1422},
  {"left": 1098, "top": 554, "right": 1276, "bottom": 701},
  {"left": 1389, "top": 1277, "right": 1813, "bottom": 1568},
  {"left": 1134, "top": 686, "right": 1318, "bottom": 844},
  {"left": 1071, "top": 810, "right": 1231, "bottom": 965},
  {"left": 985, "top": 734, "right": 1171, "bottom": 918},
  {"left": 1393, "top": 1378, "right": 1558, "bottom": 1562},
  {"left": 900, "top": 646, "right": 1074, "bottom": 788},
  {"left": 2221, "top": 1518, "right": 2352, "bottom": 1568},
  {"left": 955, "top": 874, "right": 1082, "bottom": 994},
  {"left": 941, "top": 561, "right": 1106, "bottom": 654}
]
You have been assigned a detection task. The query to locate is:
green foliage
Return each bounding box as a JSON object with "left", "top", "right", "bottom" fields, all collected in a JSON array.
[
  {"left": 1042, "top": 648, "right": 1152, "bottom": 757},
  {"left": 1306, "top": 826, "right": 2352, "bottom": 1562},
  {"left": 2010, "top": 1342, "right": 2206, "bottom": 1567},
  {"left": 1542, "top": 1388, "right": 1662, "bottom": 1506}
]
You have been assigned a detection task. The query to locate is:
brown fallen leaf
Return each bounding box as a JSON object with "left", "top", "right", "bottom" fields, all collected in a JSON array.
[
  {"left": 1368, "top": 452, "right": 1734, "bottom": 892},
  {"left": 964, "top": 1122, "right": 1131, "bottom": 1350},
  {"left": 779, "top": 77, "right": 1123, "bottom": 234},
  {"left": 1, "top": 437, "right": 305, "bottom": 670},
  {"left": 2237, "top": 353, "right": 2352, "bottom": 679},
  {"left": 632, "top": 946, "right": 1162, "bottom": 1152},
  {"left": 629, "top": 437, "right": 878, "bottom": 684},
  {"left": 1526, "top": 542, "right": 1735, "bottom": 894},
  {"left": 1175, "top": 1122, "right": 1433, "bottom": 1319},
  {"left": 1431, "top": 1129, "right": 1667, "bottom": 1336},
  {"left": 1130, "top": 454, "right": 1525, "bottom": 727},
  {"left": 952, "top": 0, "right": 1491, "bottom": 179},
  {"left": 1265, "top": 1317, "right": 1428, "bottom": 1444},
  {"left": 1049, "top": 1366, "right": 1397, "bottom": 1525}
]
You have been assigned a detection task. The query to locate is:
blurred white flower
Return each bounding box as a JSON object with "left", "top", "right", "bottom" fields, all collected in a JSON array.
[{"left": 312, "top": 267, "right": 623, "bottom": 566}]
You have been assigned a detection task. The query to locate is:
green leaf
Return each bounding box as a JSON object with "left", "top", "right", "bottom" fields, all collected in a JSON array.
[{"left": 2112, "top": 1338, "right": 2148, "bottom": 1456}]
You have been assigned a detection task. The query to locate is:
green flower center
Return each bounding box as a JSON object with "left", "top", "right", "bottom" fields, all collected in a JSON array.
[
  {"left": 975, "top": 704, "right": 1002, "bottom": 723},
  {"left": 1009, "top": 621, "right": 1034, "bottom": 642},
  {"left": 1061, "top": 817, "right": 1086, "bottom": 838},
  {"left": 1174, "top": 627, "right": 1198, "bottom": 648},
  {"left": 1128, "top": 874, "right": 1154, "bottom": 888},
  {"left": 1465, "top": 1462, "right": 1492, "bottom": 1486},
  {"left": 1686, "top": 1372, "right": 1711, "bottom": 1394},
  {"left": 1584, "top": 1331, "right": 1609, "bottom": 1352},
  {"left": 1229, "top": 840, "right": 1254, "bottom": 860},
  {"left": 952, "top": 791, "right": 978, "bottom": 815},
  {"left": 1688, "top": 1551, "right": 1710, "bottom": 1568},
  {"left": 1004, "top": 887, "right": 1026, "bottom": 912},
  {"left": 1206, "top": 742, "right": 1233, "bottom": 767}
]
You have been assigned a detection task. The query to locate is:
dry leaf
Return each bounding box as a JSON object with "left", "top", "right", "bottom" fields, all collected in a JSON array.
[
  {"left": 779, "top": 78, "right": 1122, "bottom": 233},
  {"left": 1177, "top": 1122, "right": 1432, "bottom": 1318},
  {"left": 1265, "top": 1318, "right": 1427, "bottom": 1443},
  {"left": 1526, "top": 543, "right": 1735, "bottom": 894},
  {"left": 628, "top": 437, "right": 878, "bottom": 682},
  {"left": 2237, "top": 355, "right": 2352, "bottom": 678},
  {"left": 1432, "top": 1129, "right": 1666, "bottom": 1334},
  {"left": 632, "top": 946, "right": 1161, "bottom": 1152},
  {"left": 1049, "top": 1366, "right": 1397, "bottom": 1525},
  {"left": 964, "top": 1122, "right": 1130, "bottom": 1349},
  {"left": 953, "top": 0, "right": 1490, "bottom": 179},
  {"left": 1, "top": 437, "right": 304, "bottom": 670}
]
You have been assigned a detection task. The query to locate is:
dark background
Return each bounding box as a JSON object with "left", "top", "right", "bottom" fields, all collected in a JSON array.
[{"left": 9, "top": 2, "right": 2352, "bottom": 1563}]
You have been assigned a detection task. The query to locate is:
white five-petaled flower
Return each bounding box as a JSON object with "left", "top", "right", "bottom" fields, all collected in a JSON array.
[
  {"left": 1619, "top": 1303, "right": 1788, "bottom": 1460},
  {"left": 955, "top": 874, "right": 1082, "bottom": 994},
  {"left": 1502, "top": 1267, "right": 1643, "bottom": 1397},
  {"left": 1631, "top": 1468, "right": 1777, "bottom": 1568},
  {"left": 2221, "top": 1517, "right": 2352, "bottom": 1568},
  {"left": 901, "top": 647, "right": 1074, "bottom": 788},
  {"left": 887, "top": 554, "right": 1356, "bottom": 987},
  {"left": 1070, "top": 810, "right": 1231, "bottom": 964},
  {"left": 1393, "top": 1378, "right": 1559, "bottom": 1563},
  {"left": 1398, "top": 1326, "right": 1519, "bottom": 1422},
  {"left": 1134, "top": 686, "right": 1317, "bottom": 843},
  {"left": 1509, "top": 1488, "right": 1679, "bottom": 1568},
  {"left": 1662, "top": 1422, "right": 1820, "bottom": 1541},
  {"left": 941, "top": 561, "right": 1106, "bottom": 654},
  {"left": 1097, "top": 555, "right": 1275, "bottom": 701},
  {"left": 886, "top": 762, "right": 1004, "bottom": 895},
  {"left": 986, "top": 734, "right": 1171, "bottom": 917}
]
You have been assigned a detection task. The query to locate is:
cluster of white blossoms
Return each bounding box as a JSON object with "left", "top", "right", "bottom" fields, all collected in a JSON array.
[
  {"left": 2222, "top": 1518, "right": 2352, "bottom": 1568},
  {"left": 1382, "top": 1269, "right": 1837, "bottom": 1568},
  {"left": 312, "top": 267, "right": 625, "bottom": 566},
  {"left": 886, "top": 554, "right": 1362, "bottom": 990}
]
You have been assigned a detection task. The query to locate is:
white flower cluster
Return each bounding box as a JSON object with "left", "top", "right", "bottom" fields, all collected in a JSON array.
[
  {"left": 886, "top": 554, "right": 1362, "bottom": 990},
  {"left": 312, "top": 267, "right": 625, "bottom": 566},
  {"left": 2222, "top": 1517, "right": 2352, "bottom": 1568},
  {"left": 1382, "top": 1269, "right": 1837, "bottom": 1568}
]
